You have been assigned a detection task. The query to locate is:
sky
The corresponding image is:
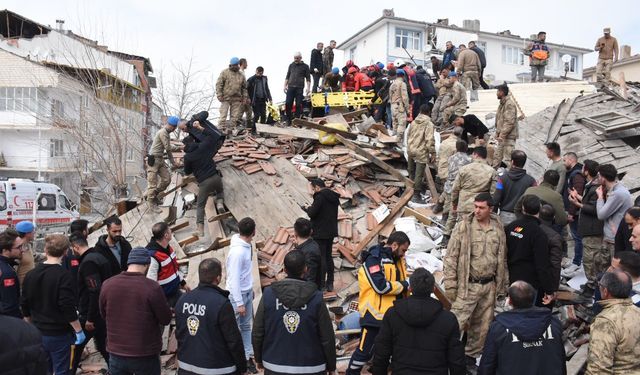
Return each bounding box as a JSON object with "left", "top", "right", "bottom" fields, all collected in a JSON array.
[{"left": 4, "top": 0, "right": 639, "bottom": 106}]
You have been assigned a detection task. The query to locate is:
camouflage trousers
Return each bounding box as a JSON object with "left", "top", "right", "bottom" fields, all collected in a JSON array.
[
  {"left": 451, "top": 281, "right": 496, "bottom": 358},
  {"left": 492, "top": 138, "right": 516, "bottom": 169},
  {"left": 219, "top": 100, "right": 243, "bottom": 132},
  {"left": 391, "top": 103, "right": 407, "bottom": 138},
  {"left": 583, "top": 236, "right": 608, "bottom": 286},
  {"left": 145, "top": 160, "right": 171, "bottom": 200},
  {"left": 242, "top": 101, "right": 254, "bottom": 130},
  {"left": 432, "top": 94, "right": 451, "bottom": 125},
  {"left": 442, "top": 104, "right": 466, "bottom": 126},
  {"left": 596, "top": 58, "right": 613, "bottom": 85},
  {"left": 462, "top": 71, "right": 480, "bottom": 102}
]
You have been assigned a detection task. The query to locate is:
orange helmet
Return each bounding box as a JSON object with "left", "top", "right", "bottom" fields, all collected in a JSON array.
[{"left": 348, "top": 67, "right": 358, "bottom": 74}]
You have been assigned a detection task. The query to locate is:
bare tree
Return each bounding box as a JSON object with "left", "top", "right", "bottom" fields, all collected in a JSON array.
[{"left": 155, "top": 54, "right": 217, "bottom": 120}]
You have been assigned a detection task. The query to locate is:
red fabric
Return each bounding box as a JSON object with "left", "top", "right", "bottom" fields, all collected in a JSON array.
[
  {"left": 342, "top": 74, "right": 356, "bottom": 92},
  {"left": 354, "top": 72, "right": 373, "bottom": 91}
]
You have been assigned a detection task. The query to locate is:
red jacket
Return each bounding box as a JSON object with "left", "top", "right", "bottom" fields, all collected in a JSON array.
[
  {"left": 342, "top": 74, "right": 356, "bottom": 92},
  {"left": 354, "top": 72, "right": 373, "bottom": 91}
]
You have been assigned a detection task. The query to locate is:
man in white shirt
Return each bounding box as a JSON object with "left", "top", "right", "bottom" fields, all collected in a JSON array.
[{"left": 226, "top": 217, "right": 258, "bottom": 373}]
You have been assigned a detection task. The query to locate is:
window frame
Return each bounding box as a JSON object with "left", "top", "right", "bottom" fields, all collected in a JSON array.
[{"left": 395, "top": 28, "right": 422, "bottom": 51}]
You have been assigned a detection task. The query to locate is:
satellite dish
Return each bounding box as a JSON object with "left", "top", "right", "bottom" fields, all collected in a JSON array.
[{"left": 561, "top": 54, "right": 572, "bottom": 63}]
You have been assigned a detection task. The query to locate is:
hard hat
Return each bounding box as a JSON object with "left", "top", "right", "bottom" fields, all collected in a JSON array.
[
  {"left": 16, "top": 221, "right": 35, "bottom": 234},
  {"left": 376, "top": 62, "right": 385, "bottom": 70},
  {"left": 229, "top": 57, "right": 240, "bottom": 65},
  {"left": 394, "top": 59, "right": 405, "bottom": 67},
  {"left": 167, "top": 116, "right": 180, "bottom": 126},
  {"left": 386, "top": 62, "right": 394, "bottom": 70},
  {"left": 397, "top": 69, "right": 405, "bottom": 76},
  {"left": 348, "top": 67, "right": 357, "bottom": 74},
  {"left": 331, "top": 67, "right": 339, "bottom": 74},
  {"left": 346, "top": 60, "right": 353, "bottom": 67}
]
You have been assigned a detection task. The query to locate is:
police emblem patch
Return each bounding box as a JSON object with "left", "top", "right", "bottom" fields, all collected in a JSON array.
[
  {"left": 283, "top": 311, "right": 300, "bottom": 334},
  {"left": 187, "top": 315, "right": 200, "bottom": 336}
]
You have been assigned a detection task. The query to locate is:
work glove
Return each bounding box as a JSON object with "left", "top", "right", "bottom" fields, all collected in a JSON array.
[{"left": 75, "top": 330, "right": 86, "bottom": 345}]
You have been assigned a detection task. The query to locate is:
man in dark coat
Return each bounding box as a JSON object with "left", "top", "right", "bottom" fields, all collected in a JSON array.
[
  {"left": 539, "top": 205, "right": 564, "bottom": 292},
  {"left": 310, "top": 42, "right": 324, "bottom": 93},
  {"left": 93, "top": 217, "right": 132, "bottom": 274},
  {"left": 0, "top": 315, "right": 49, "bottom": 375},
  {"left": 478, "top": 281, "right": 566, "bottom": 375},
  {"left": 247, "top": 67, "right": 273, "bottom": 125},
  {"left": 293, "top": 218, "right": 321, "bottom": 289},
  {"left": 468, "top": 41, "right": 489, "bottom": 89},
  {"left": 505, "top": 195, "right": 556, "bottom": 307},
  {"left": 371, "top": 268, "right": 466, "bottom": 375},
  {"left": 303, "top": 178, "right": 340, "bottom": 291}
]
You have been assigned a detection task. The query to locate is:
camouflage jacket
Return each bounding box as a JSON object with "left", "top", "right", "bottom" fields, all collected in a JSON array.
[
  {"left": 437, "top": 136, "right": 458, "bottom": 179},
  {"left": 216, "top": 68, "right": 248, "bottom": 101},
  {"left": 448, "top": 81, "right": 467, "bottom": 108},
  {"left": 444, "top": 152, "right": 472, "bottom": 194},
  {"left": 389, "top": 78, "right": 409, "bottom": 111},
  {"left": 586, "top": 298, "right": 640, "bottom": 374},
  {"left": 149, "top": 127, "right": 180, "bottom": 161},
  {"left": 322, "top": 46, "right": 334, "bottom": 75},
  {"left": 451, "top": 159, "right": 497, "bottom": 213},
  {"left": 496, "top": 95, "right": 518, "bottom": 140},
  {"left": 407, "top": 114, "right": 436, "bottom": 163},
  {"left": 444, "top": 212, "right": 508, "bottom": 301},
  {"left": 435, "top": 77, "right": 450, "bottom": 96}
]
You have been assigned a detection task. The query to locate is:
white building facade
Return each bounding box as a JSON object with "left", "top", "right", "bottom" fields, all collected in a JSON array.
[{"left": 338, "top": 12, "right": 592, "bottom": 84}]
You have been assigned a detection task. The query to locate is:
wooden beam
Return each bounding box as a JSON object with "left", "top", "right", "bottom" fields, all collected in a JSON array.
[
  {"left": 424, "top": 164, "right": 439, "bottom": 202},
  {"left": 293, "top": 118, "right": 358, "bottom": 140},
  {"left": 336, "top": 134, "right": 413, "bottom": 188},
  {"left": 185, "top": 237, "right": 231, "bottom": 258},
  {"left": 403, "top": 207, "right": 434, "bottom": 226},
  {"left": 433, "top": 284, "right": 451, "bottom": 310},
  {"left": 207, "top": 211, "right": 233, "bottom": 223},
  {"left": 178, "top": 235, "right": 199, "bottom": 248},
  {"left": 157, "top": 175, "right": 196, "bottom": 199},
  {"left": 170, "top": 221, "right": 190, "bottom": 232},
  {"left": 353, "top": 188, "right": 414, "bottom": 256}
]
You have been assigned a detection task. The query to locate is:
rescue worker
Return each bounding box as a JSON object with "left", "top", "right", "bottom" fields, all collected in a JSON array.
[
  {"left": 247, "top": 66, "right": 273, "bottom": 125},
  {"left": 69, "top": 232, "right": 113, "bottom": 373},
  {"left": 433, "top": 126, "right": 464, "bottom": 214},
  {"left": 0, "top": 229, "right": 23, "bottom": 318},
  {"left": 341, "top": 67, "right": 357, "bottom": 92},
  {"left": 442, "top": 72, "right": 467, "bottom": 126},
  {"left": 492, "top": 84, "right": 518, "bottom": 169},
  {"left": 524, "top": 32, "right": 549, "bottom": 82},
  {"left": 354, "top": 69, "right": 373, "bottom": 91},
  {"left": 442, "top": 140, "right": 472, "bottom": 233},
  {"left": 468, "top": 41, "right": 489, "bottom": 89},
  {"left": 594, "top": 28, "right": 619, "bottom": 86},
  {"left": 237, "top": 58, "right": 254, "bottom": 133},
  {"left": 456, "top": 44, "right": 481, "bottom": 101},
  {"left": 444, "top": 193, "right": 508, "bottom": 372},
  {"left": 431, "top": 68, "right": 451, "bottom": 126},
  {"left": 322, "top": 40, "right": 336, "bottom": 77},
  {"left": 310, "top": 42, "right": 324, "bottom": 93},
  {"left": 183, "top": 120, "right": 225, "bottom": 237},
  {"left": 15, "top": 220, "right": 36, "bottom": 285},
  {"left": 252, "top": 250, "right": 336, "bottom": 375},
  {"left": 146, "top": 115, "right": 183, "bottom": 212},
  {"left": 406, "top": 104, "right": 436, "bottom": 204},
  {"left": 586, "top": 270, "right": 640, "bottom": 374},
  {"left": 442, "top": 41, "right": 458, "bottom": 70},
  {"left": 146, "top": 222, "right": 188, "bottom": 306},
  {"left": 451, "top": 114, "right": 489, "bottom": 146},
  {"left": 445, "top": 147, "right": 497, "bottom": 246},
  {"left": 175, "top": 258, "right": 247, "bottom": 375},
  {"left": 346, "top": 231, "right": 410, "bottom": 375},
  {"left": 284, "top": 52, "right": 311, "bottom": 125},
  {"left": 430, "top": 56, "right": 442, "bottom": 80},
  {"left": 216, "top": 57, "right": 248, "bottom": 134},
  {"left": 388, "top": 68, "right": 409, "bottom": 138},
  {"left": 545, "top": 142, "right": 566, "bottom": 194},
  {"left": 323, "top": 67, "right": 341, "bottom": 92}
]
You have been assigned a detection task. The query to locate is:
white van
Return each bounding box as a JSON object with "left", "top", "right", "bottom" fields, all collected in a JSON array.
[{"left": 0, "top": 178, "right": 79, "bottom": 235}]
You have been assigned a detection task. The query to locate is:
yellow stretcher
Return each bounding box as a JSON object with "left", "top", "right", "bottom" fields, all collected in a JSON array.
[{"left": 311, "top": 91, "right": 376, "bottom": 108}]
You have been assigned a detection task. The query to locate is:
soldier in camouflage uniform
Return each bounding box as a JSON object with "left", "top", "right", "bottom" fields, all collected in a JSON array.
[
  {"left": 216, "top": 57, "right": 248, "bottom": 135},
  {"left": 442, "top": 72, "right": 467, "bottom": 126},
  {"left": 431, "top": 69, "right": 451, "bottom": 126},
  {"left": 406, "top": 104, "right": 436, "bottom": 204},
  {"left": 389, "top": 69, "right": 410, "bottom": 139},
  {"left": 238, "top": 58, "right": 254, "bottom": 133},
  {"left": 492, "top": 84, "right": 518, "bottom": 169},
  {"left": 444, "top": 192, "right": 508, "bottom": 367},
  {"left": 442, "top": 140, "right": 472, "bottom": 230},
  {"left": 586, "top": 270, "right": 640, "bottom": 374},
  {"left": 444, "top": 146, "right": 497, "bottom": 241},
  {"left": 433, "top": 126, "right": 463, "bottom": 215},
  {"left": 146, "top": 116, "right": 183, "bottom": 212}
]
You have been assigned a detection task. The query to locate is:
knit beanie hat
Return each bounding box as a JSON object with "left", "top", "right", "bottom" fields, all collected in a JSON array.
[{"left": 127, "top": 247, "right": 151, "bottom": 265}]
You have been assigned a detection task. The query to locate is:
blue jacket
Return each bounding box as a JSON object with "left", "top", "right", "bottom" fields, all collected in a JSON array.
[
  {"left": 0, "top": 256, "right": 21, "bottom": 318},
  {"left": 478, "top": 307, "right": 566, "bottom": 375},
  {"left": 175, "top": 283, "right": 247, "bottom": 374},
  {"left": 443, "top": 48, "right": 458, "bottom": 68}
]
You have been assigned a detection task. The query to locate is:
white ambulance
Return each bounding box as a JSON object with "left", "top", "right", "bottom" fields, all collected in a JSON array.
[{"left": 0, "top": 178, "right": 79, "bottom": 235}]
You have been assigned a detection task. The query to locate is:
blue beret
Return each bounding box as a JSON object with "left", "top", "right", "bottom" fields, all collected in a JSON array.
[
  {"left": 16, "top": 221, "right": 35, "bottom": 233},
  {"left": 167, "top": 116, "right": 180, "bottom": 127},
  {"left": 230, "top": 57, "right": 240, "bottom": 65}
]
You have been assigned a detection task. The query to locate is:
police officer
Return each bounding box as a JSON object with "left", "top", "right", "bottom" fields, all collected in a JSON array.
[
  {"left": 346, "top": 231, "right": 410, "bottom": 375},
  {"left": 252, "top": 250, "right": 336, "bottom": 375},
  {"left": 0, "top": 229, "right": 24, "bottom": 318},
  {"left": 175, "top": 258, "right": 247, "bottom": 375}
]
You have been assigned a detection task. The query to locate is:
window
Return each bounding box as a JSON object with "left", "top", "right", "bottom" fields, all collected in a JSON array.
[
  {"left": 349, "top": 47, "right": 357, "bottom": 61},
  {"left": 83, "top": 95, "right": 90, "bottom": 108},
  {"left": 502, "top": 45, "right": 524, "bottom": 65},
  {"left": 50, "top": 139, "right": 64, "bottom": 157},
  {"left": 51, "top": 99, "right": 64, "bottom": 118},
  {"left": 559, "top": 54, "right": 578, "bottom": 73},
  {"left": 395, "top": 28, "right": 421, "bottom": 50},
  {"left": 0, "top": 87, "right": 38, "bottom": 112},
  {"left": 126, "top": 147, "right": 135, "bottom": 161},
  {"left": 58, "top": 195, "right": 73, "bottom": 210},
  {"left": 38, "top": 193, "right": 56, "bottom": 211},
  {"left": 475, "top": 41, "right": 487, "bottom": 54}
]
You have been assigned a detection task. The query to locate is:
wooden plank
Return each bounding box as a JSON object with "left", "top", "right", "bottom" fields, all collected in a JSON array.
[
  {"left": 353, "top": 188, "right": 414, "bottom": 256},
  {"left": 433, "top": 284, "right": 451, "bottom": 310},
  {"left": 170, "top": 221, "right": 190, "bottom": 232},
  {"left": 255, "top": 123, "right": 318, "bottom": 140},
  {"left": 207, "top": 211, "right": 233, "bottom": 223},
  {"left": 336, "top": 134, "right": 413, "bottom": 188},
  {"left": 403, "top": 207, "right": 434, "bottom": 226},
  {"left": 567, "top": 344, "right": 588, "bottom": 375},
  {"left": 157, "top": 175, "right": 196, "bottom": 199},
  {"left": 293, "top": 118, "right": 358, "bottom": 140},
  {"left": 178, "top": 235, "right": 199, "bottom": 248}
]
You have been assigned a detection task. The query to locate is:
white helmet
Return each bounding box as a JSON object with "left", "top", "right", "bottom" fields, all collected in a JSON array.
[{"left": 394, "top": 59, "right": 405, "bottom": 67}]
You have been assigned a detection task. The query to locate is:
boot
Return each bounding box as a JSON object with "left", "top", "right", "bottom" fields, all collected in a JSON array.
[
  {"left": 440, "top": 235, "right": 450, "bottom": 248},
  {"left": 147, "top": 200, "right": 162, "bottom": 213},
  {"left": 441, "top": 213, "right": 449, "bottom": 226},
  {"left": 432, "top": 202, "right": 444, "bottom": 214},
  {"left": 194, "top": 223, "right": 205, "bottom": 238},
  {"left": 215, "top": 198, "right": 226, "bottom": 213},
  {"left": 411, "top": 191, "right": 426, "bottom": 204}
]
